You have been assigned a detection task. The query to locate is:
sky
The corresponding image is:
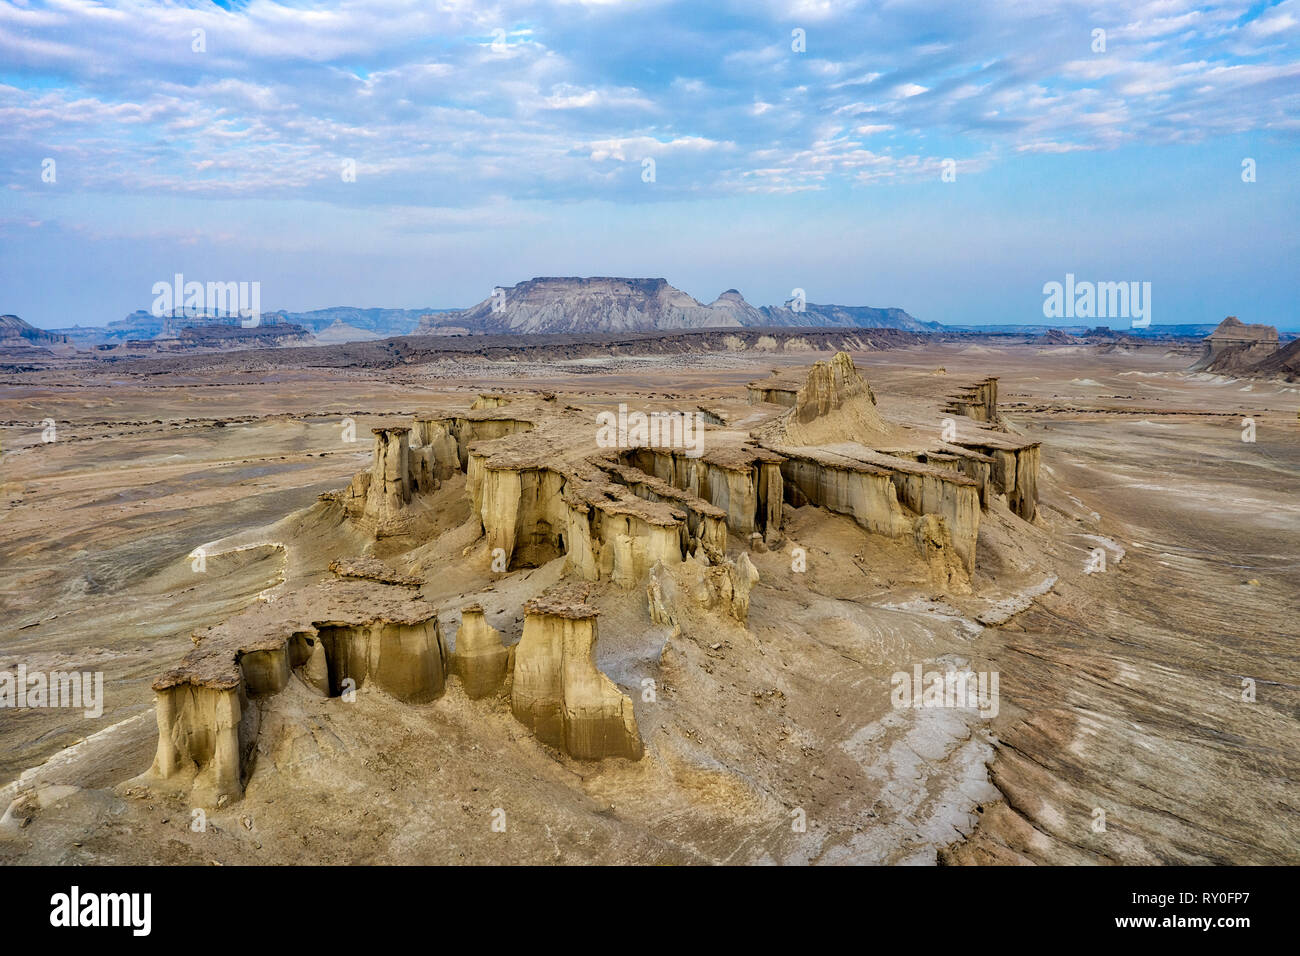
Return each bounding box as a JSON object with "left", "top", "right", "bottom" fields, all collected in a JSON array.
[{"left": 1, "top": 0, "right": 1298, "bottom": 330}]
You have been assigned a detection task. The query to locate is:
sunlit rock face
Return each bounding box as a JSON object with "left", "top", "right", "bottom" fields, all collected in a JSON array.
[
  {"left": 943, "top": 377, "right": 1000, "bottom": 424},
  {"left": 794, "top": 350, "right": 878, "bottom": 422},
  {"left": 510, "top": 583, "right": 643, "bottom": 761},
  {"left": 343, "top": 427, "right": 417, "bottom": 535},
  {"left": 1190, "top": 316, "right": 1280, "bottom": 372},
  {"left": 416, "top": 277, "right": 744, "bottom": 334},
  {"left": 143, "top": 566, "right": 443, "bottom": 805},
  {"left": 453, "top": 604, "right": 511, "bottom": 699}
]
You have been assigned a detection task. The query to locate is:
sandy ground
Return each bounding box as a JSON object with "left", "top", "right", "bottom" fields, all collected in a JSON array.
[{"left": 0, "top": 342, "right": 1296, "bottom": 864}]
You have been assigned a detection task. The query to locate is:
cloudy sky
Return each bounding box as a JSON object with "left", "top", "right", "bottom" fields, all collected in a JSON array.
[{"left": 2, "top": 0, "right": 1298, "bottom": 329}]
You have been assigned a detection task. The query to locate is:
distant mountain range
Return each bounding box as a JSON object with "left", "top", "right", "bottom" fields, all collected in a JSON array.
[
  {"left": 414, "top": 277, "right": 937, "bottom": 335},
  {"left": 44, "top": 306, "right": 447, "bottom": 346},
  {"left": 15, "top": 281, "right": 1291, "bottom": 348}
]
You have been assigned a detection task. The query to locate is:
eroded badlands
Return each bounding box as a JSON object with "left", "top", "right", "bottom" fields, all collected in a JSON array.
[{"left": 1, "top": 342, "right": 1296, "bottom": 865}]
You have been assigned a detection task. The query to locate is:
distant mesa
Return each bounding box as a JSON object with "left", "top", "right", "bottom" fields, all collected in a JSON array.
[
  {"left": 1247, "top": 337, "right": 1300, "bottom": 381},
  {"left": 1190, "top": 316, "right": 1291, "bottom": 379},
  {"left": 1040, "top": 329, "right": 1080, "bottom": 345},
  {"left": 0, "top": 314, "right": 70, "bottom": 349},
  {"left": 759, "top": 300, "right": 940, "bottom": 334},
  {"left": 414, "top": 277, "right": 930, "bottom": 335}
]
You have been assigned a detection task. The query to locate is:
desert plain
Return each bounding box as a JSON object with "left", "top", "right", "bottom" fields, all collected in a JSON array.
[{"left": 0, "top": 337, "right": 1296, "bottom": 865}]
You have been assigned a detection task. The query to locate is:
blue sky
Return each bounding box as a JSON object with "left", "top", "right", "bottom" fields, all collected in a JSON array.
[{"left": 1, "top": 0, "right": 1297, "bottom": 329}]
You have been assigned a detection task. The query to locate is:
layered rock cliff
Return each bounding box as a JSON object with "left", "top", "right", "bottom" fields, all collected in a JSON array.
[
  {"left": 510, "top": 583, "right": 643, "bottom": 760},
  {"left": 144, "top": 567, "right": 444, "bottom": 804},
  {"left": 452, "top": 604, "right": 511, "bottom": 699},
  {"left": 417, "top": 277, "right": 742, "bottom": 334},
  {"left": 1190, "top": 316, "right": 1280, "bottom": 372},
  {"left": 414, "top": 277, "right": 929, "bottom": 335}
]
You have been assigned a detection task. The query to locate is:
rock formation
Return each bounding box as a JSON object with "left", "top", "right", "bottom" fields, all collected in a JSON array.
[
  {"left": 758, "top": 300, "right": 938, "bottom": 333},
  {"left": 343, "top": 427, "right": 414, "bottom": 535},
  {"left": 1190, "top": 316, "right": 1280, "bottom": 372},
  {"left": 144, "top": 566, "right": 445, "bottom": 804},
  {"left": 942, "top": 377, "right": 1000, "bottom": 425},
  {"left": 452, "top": 605, "right": 511, "bottom": 699},
  {"left": 0, "top": 314, "right": 70, "bottom": 348},
  {"left": 1188, "top": 317, "right": 1298, "bottom": 382},
  {"left": 1244, "top": 337, "right": 1300, "bottom": 382},
  {"left": 510, "top": 583, "right": 643, "bottom": 760},
  {"left": 746, "top": 373, "right": 801, "bottom": 407},
  {"left": 138, "top": 349, "right": 1046, "bottom": 810},
  {"left": 417, "top": 277, "right": 744, "bottom": 334},
  {"left": 414, "top": 277, "right": 931, "bottom": 335},
  {"left": 1040, "top": 329, "right": 1080, "bottom": 345}
]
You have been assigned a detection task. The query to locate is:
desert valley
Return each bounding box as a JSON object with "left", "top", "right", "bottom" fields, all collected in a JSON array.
[{"left": 1, "top": 313, "right": 1296, "bottom": 866}]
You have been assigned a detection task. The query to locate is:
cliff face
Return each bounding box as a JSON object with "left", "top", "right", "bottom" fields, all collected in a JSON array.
[
  {"left": 452, "top": 605, "right": 511, "bottom": 699},
  {"left": 775, "top": 444, "right": 980, "bottom": 577},
  {"left": 144, "top": 570, "right": 445, "bottom": 804},
  {"left": 1191, "top": 316, "right": 1280, "bottom": 373},
  {"left": 417, "top": 277, "right": 744, "bottom": 334},
  {"left": 414, "top": 277, "right": 930, "bottom": 335},
  {"left": 759, "top": 301, "right": 936, "bottom": 333},
  {"left": 943, "top": 378, "right": 999, "bottom": 425},
  {"left": 0, "top": 314, "right": 69, "bottom": 348},
  {"left": 343, "top": 427, "right": 415, "bottom": 535},
  {"left": 510, "top": 583, "right": 643, "bottom": 761}
]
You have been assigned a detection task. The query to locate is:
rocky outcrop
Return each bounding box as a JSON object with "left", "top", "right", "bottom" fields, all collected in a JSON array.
[
  {"left": 1189, "top": 317, "right": 1298, "bottom": 381},
  {"left": 410, "top": 418, "right": 462, "bottom": 484},
  {"left": 794, "top": 351, "right": 879, "bottom": 422},
  {"left": 464, "top": 447, "right": 686, "bottom": 586},
  {"left": 145, "top": 573, "right": 445, "bottom": 804},
  {"left": 617, "top": 445, "right": 784, "bottom": 541},
  {"left": 452, "top": 604, "right": 511, "bottom": 699},
  {"left": 414, "top": 277, "right": 929, "bottom": 335},
  {"left": 418, "top": 277, "right": 743, "bottom": 334},
  {"left": 690, "top": 551, "right": 759, "bottom": 623},
  {"left": 943, "top": 377, "right": 1000, "bottom": 425},
  {"left": 343, "top": 427, "right": 414, "bottom": 535},
  {"left": 327, "top": 556, "right": 422, "bottom": 588},
  {"left": 773, "top": 443, "right": 980, "bottom": 575},
  {"left": 950, "top": 433, "right": 1040, "bottom": 522},
  {"left": 0, "top": 314, "right": 69, "bottom": 348},
  {"left": 597, "top": 460, "right": 729, "bottom": 561},
  {"left": 415, "top": 410, "right": 537, "bottom": 472},
  {"left": 1041, "top": 329, "right": 1080, "bottom": 345},
  {"left": 646, "top": 550, "right": 760, "bottom": 631},
  {"left": 1190, "top": 316, "right": 1280, "bottom": 372},
  {"left": 1245, "top": 337, "right": 1300, "bottom": 382},
  {"left": 746, "top": 373, "right": 802, "bottom": 407},
  {"left": 510, "top": 583, "right": 643, "bottom": 760},
  {"left": 754, "top": 351, "right": 897, "bottom": 448}
]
